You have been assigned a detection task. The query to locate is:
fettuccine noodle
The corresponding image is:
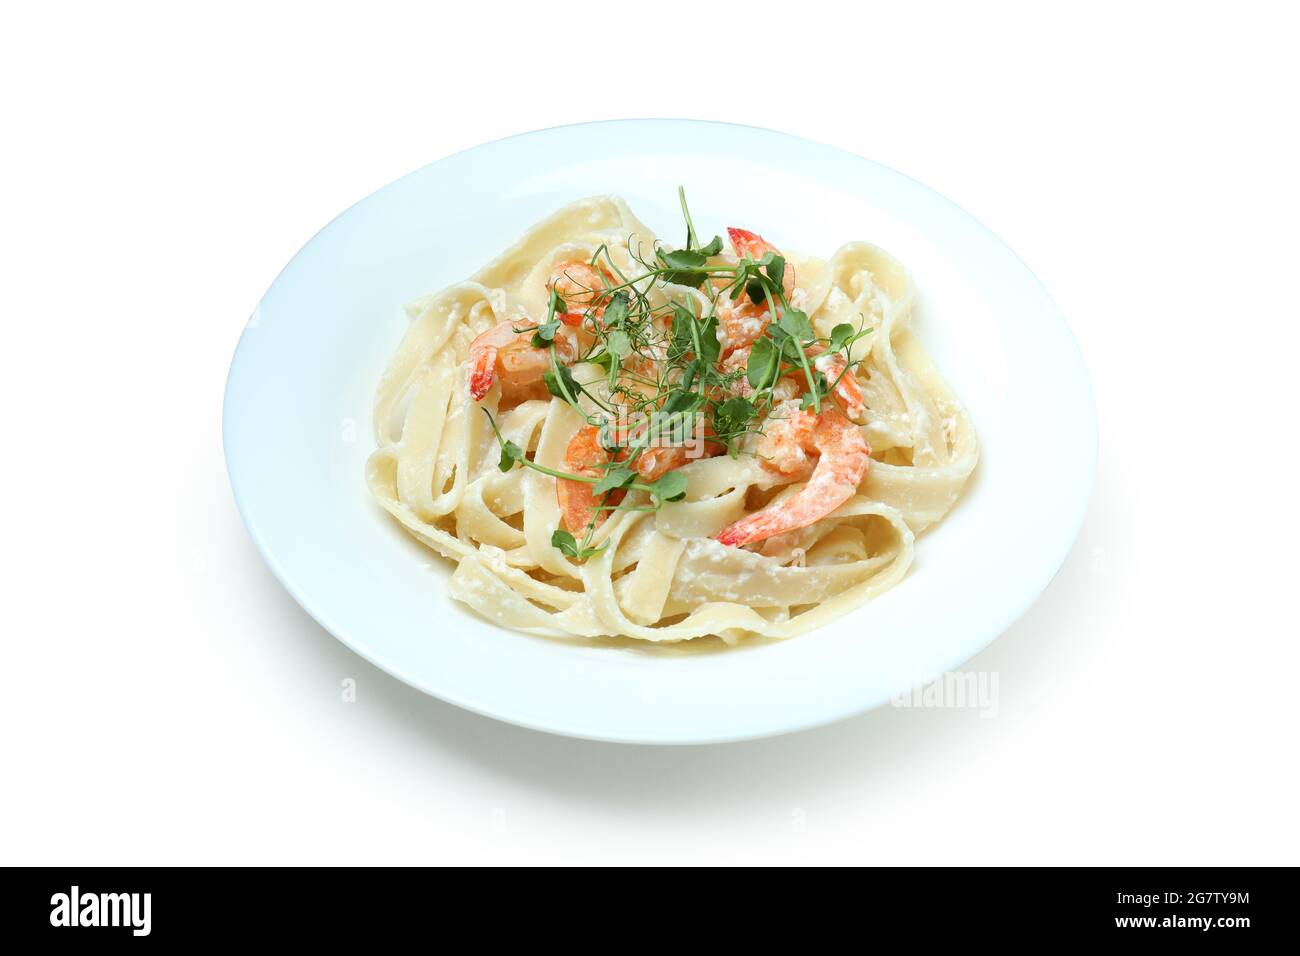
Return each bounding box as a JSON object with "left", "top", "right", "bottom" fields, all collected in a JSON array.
[{"left": 367, "top": 196, "right": 976, "bottom": 643}]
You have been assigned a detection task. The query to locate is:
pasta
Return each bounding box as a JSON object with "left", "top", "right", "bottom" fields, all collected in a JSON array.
[{"left": 366, "top": 195, "right": 977, "bottom": 643}]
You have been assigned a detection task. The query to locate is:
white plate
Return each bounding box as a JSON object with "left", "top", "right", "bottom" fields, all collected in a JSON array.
[{"left": 223, "top": 120, "right": 1095, "bottom": 744}]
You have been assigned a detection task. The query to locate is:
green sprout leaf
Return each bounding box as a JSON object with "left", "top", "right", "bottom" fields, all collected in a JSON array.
[
  {"left": 551, "top": 528, "right": 579, "bottom": 557},
  {"left": 765, "top": 253, "right": 785, "bottom": 289},
  {"left": 661, "top": 388, "right": 706, "bottom": 417},
  {"left": 696, "top": 313, "right": 721, "bottom": 365},
  {"left": 746, "top": 337, "right": 780, "bottom": 390},
  {"left": 498, "top": 440, "right": 522, "bottom": 473},
  {"left": 679, "top": 185, "right": 699, "bottom": 251},
  {"left": 592, "top": 464, "right": 635, "bottom": 496},
  {"left": 530, "top": 317, "right": 560, "bottom": 348},
  {"left": 602, "top": 291, "right": 629, "bottom": 328},
  {"left": 542, "top": 363, "right": 580, "bottom": 402},
  {"left": 660, "top": 248, "right": 707, "bottom": 267},
  {"left": 676, "top": 187, "right": 725, "bottom": 257},
  {"left": 647, "top": 470, "right": 688, "bottom": 503},
  {"left": 778, "top": 308, "right": 814, "bottom": 342},
  {"left": 606, "top": 329, "right": 632, "bottom": 360},
  {"left": 658, "top": 248, "right": 709, "bottom": 287},
  {"left": 828, "top": 322, "right": 856, "bottom": 352},
  {"left": 669, "top": 301, "right": 698, "bottom": 361},
  {"left": 798, "top": 371, "right": 830, "bottom": 411},
  {"left": 697, "top": 235, "right": 723, "bottom": 256},
  {"left": 713, "top": 396, "right": 757, "bottom": 438},
  {"left": 551, "top": 528, "right": 607, "bottom": 561},
  {"left": 668, "top": 301, "right": 719, "bottom": 364}
]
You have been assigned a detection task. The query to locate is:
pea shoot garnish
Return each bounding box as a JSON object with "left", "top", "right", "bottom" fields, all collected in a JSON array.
[{"left": 480, "top": 189, "right": 872, "bottom": 562}]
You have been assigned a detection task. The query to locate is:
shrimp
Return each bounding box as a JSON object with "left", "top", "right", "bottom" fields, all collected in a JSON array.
[
  {"left": 633, "top": 429, "right": 725, "bottom": 481},
  {"left": 716, "top": 227, "right": 797, "bottom": 355},
  {"left": 556, "top": 425, "right": 625, "bottom": 533},
  {"left": 722, "top": 345, "right": 866, "bottom": 423},
  {"left": 549, "top": 261, "right": 614, "bottom": 328},
  {"left": 603, "top": 416, "right": 723, "bottom": 482},
  {"left": 469, "top": 261, "right": 609, "bottom": 404},
  {"left": 557, "top": 415, "right": 725, "bottom": 532},
  {"left": 808, "top": 347, "right": 867, "bottom": 423},
  {"left": 721, "top": 346, "right": 799, "bottom": 402},
  {"left": 634, "top": 446, "right": 695, "bottom": 482},
  {"left": 714, "top": 404, "right": 869, "bottom": 548},
  {"left": 468, "top": 320, "right": 575, "bottom": 403}
]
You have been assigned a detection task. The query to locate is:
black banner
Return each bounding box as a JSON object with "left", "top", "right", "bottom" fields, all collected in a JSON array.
[{"left": 5, "top": 867, "right": 1286, "bottom": 943}]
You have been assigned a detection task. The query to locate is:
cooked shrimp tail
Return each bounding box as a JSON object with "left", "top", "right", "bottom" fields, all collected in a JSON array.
[
  {"left": 714, "top": 409, "right": 869, "bottom": 548},
  {"left": 556, "top": 426, "right": 625, "bottom": 532},
  {"left": 811, "top": 348, "right": 867, "bottom": 423},
  {"left": 726, "top": 227, "right": 795, "bottom": 292},
  {"left": 468, "top": 340, "right": 502, "bottom": 401},
  {"left": 549, "top": 261, "right": 613, "bottom": 328},
  {"left": 718, "top": 227, "right": 797, "bottom": 355}
]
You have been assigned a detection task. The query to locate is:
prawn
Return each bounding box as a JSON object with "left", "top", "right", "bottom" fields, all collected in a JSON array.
[
  {"left": 714, "top": 404, "right": 869, "bottom": 548},
  {"left": 722, "top": 344, "right": 867, "bottom": 423},
  {"left": 716, "top": 227, "right": 797, "bottom": 355},
  {"left": 557, "top": 418, "right": 723, "bottom": 532},
  {"left": 556, "top": 425, "right": 626, "bottom": 533},
  {"left": 467, "top": 320, "right": 575, "bottom": 403},
  {"left": 808, "top": 347, "right": 867, "bottom": 423},
  {"left": 549, "top": 261, "right": 615, "bottom": 328},
  {"left": 467, "top": 260, "right": 613, "bottom": 402},
  {"left": 632, "top": 429, "right": 724, "bottom": 481}
]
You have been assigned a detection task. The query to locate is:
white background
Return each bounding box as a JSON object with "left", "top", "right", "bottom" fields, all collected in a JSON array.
[{"left": 3, "top": 1, "right": 1297, "bottom": 865}]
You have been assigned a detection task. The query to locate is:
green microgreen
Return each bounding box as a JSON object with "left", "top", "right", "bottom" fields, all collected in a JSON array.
[
  {"left": 530, "top": 318, "right": 559, "bottom": 349},
  {"left": 551, "top": 529, "right": 607, "bottom": 561},
  {"left": 713, "top": 396, "right": 758, "bottom": 440},
  {"left": 483, "top": 189, "right": 873, "bottom": 560},
  {"left": 592, "top": 464, "right": 636, "bottom": 496},
  {"left": 646, "top": 470, "right": 688, "bottom": 502},
  {"left": 542, "top": 360, "right": 581, "bottom": 405},
  {"left": 602, "top": 291, "right": 630, "bottom": 329}
]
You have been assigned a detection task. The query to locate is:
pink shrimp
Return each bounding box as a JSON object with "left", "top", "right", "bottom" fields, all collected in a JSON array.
[
  {"left": 599, "top": 417, "right": 725, "bottom": 482},
  {"left": 468, "top": 320, "right": 575, "bottom": 404},
  {"left": 716, "top": 227, "right": 797, "bottom": 355},
  {"left": 557, "top": 415, "right": 727, "bottom": 533},
  {"left": 548, "top": 261, "right": 614, "bottom": 328},
  {"left": 631, "top": 429, "right": 725, "bottom": 481},
  {"left": 557, "top": 425, "right": 627, "bottom": 532},
  {"left": 722, "top": 345, "right": 867, "bottom": 423},
  {"left": 728, "top": 228, "right": 795, "bottom": 289},
  {"left": 714, "top": 404, "right": 869, "bottom": 548},
  {"left": 807, "top": 347, "right": 867, "bottom": 423},
  {"left": 720, "top": 346, "right": 798, "bottom": 402}
]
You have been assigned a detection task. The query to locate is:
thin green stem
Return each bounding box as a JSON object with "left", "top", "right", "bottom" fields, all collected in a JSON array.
[{"left": 678, "top": 186, "right": 699, "bottom": 251}]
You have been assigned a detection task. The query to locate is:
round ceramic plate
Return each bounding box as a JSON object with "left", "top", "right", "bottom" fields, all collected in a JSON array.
[{"left": 223, "top": 120, "right": 1095, "bottom": 744}]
